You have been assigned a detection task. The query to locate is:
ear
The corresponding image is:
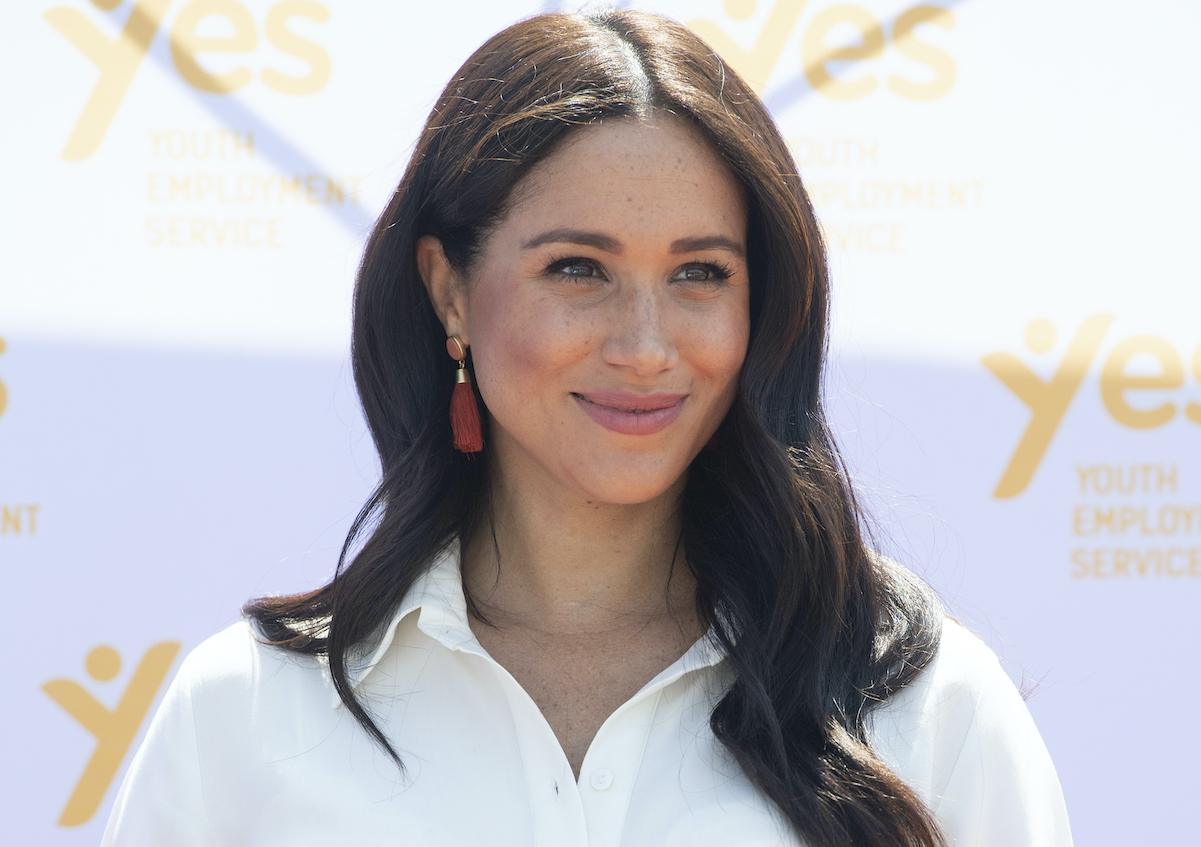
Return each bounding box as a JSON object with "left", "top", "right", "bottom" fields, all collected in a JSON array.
[{"left": 416, "top": 235, "right": 470, "bottom": 344}]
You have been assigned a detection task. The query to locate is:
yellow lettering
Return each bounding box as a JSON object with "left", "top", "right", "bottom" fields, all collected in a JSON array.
[
  {"left": 1112, "top": 549, "right": 1130, "bottom": 577},
  {"left": 888, "top": 222, "right": 903, "bottom": 251},
  {"left": 1188, "top": 343, "right": 1201, "bottom": 425},
  {"left": 688, "top": 0, "right": 811, "bottom": 96},
  {"left": 167, "top": 130, "right": 187, "bottom": 157},
  {"left": 821, "top": 222, "right": 902, "bottom": 252},
  {"left": 802, "top": 4, "right": 884, "bottom": 100},
  {"left": 1072, "top": 506, "right": 1090, "bottom": 535},
  {"left": 44, "top": 642, "right": 181, "bottom": 825},
  {"left": 887, "top": 5, "right": 955, "bottom": 101},
  {"left": 144, "top": 217, "right": 283, "bottom": 247},
  {"left": 901, "top": 182, "right": 923, "bottom": 204},
  {"left": 1076, "top": 463, "right": 1180, "bottom": 495},
  {"left": 325, "top": 177, "right": 344, "bottom": 204},
  {"left": 147, "top": 172, "right": 164, "bottom": 201},
  {"left": 196, "top": 173, "right": 215, "bottom": 200},
  {"left": 0, "top": 504, "right": 40, "bottom": 534},
  {"left": 232, "top": 129, "right": 254, "bottom": 157},
  {"left": 169, "top": 173, "right": 190, "bottom": 200},
  {"left": 304, "top": 174, "right": 322, "bottom": 203},
  {"left": 44, "top": 0, "right": 174, "bottom": 160},
  {"left": 278, "top": 175, "right": 301, "bottom": 201},
  {"left": 262, "top": 0, "right": 331, "bottom": 95},
  {"left": 1070, "top": 547, "right": 1201, "bottom": 577},
  {"left": 1100, "top": 335, "right": 1182, "bottom": 428},
  {"left": 170, "top": 0, "right": 258, "bottom": 93},
  {"left": 0, "top": 505, "right": 41, "bottom": 534},
  {"left": 983, "top": 314, "right": 1113, "bottom": 497},
  {"left": 149, "top": 129, "right": 168, "bottom": 157}
]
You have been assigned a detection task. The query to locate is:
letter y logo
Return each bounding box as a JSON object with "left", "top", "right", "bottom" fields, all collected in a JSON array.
[
  {"left": 688, "top": 0, "right": 810, "bottom": 95},
  {"left": 43, "top": 641, "right": 180, "bottom": 826},
  {"left": 983, "top": 314, "right": 1113, "bottom": 498},
  {"left": 44, "top": 0, "right": 173, "bottom": 160}
]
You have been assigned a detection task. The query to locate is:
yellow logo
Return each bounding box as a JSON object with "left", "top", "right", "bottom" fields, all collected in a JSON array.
[
  {"left": 43, "top": 642, "right": 181, "bottom": 826},
  {"left": 45, "top": 0, "right": 330, "bottom": 161},
  {"left": 689, "top": 0, "right": 955, "bottom": 100},
  {"left": 984, "top": 315, "right": 1201, "bottom": 498}
]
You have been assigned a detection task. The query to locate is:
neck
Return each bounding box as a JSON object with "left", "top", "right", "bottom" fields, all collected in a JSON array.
[{"left": 462, "top": 463, "right": 695, "bottom": 635}]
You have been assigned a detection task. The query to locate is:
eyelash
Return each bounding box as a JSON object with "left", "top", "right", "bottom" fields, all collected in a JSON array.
[
  {"left": 544, "top": 256, "right": 735, "bottom": 286},
  {"left": 687, "top": 260, "right": 736, "bottom": 284}
]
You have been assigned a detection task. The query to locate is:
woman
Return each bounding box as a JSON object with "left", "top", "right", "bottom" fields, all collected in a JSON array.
[{"left": 103, "top": 10, "right": 1071, "bottom": 847}]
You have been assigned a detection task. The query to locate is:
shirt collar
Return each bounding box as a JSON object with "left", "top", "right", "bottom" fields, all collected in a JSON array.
[
  {"left": 336, "top": 542, "right": 470, "bottom": 701},
  {"left": 334, "top": 539, "right": 727, "bottom": 706}
]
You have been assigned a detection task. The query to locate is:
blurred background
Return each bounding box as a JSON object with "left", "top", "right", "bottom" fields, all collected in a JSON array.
[{"left": 3, "top": 0, "right": 1198, "bottom": 842}]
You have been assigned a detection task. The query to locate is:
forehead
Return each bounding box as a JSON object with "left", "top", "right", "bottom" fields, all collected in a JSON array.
[{"left": 501, "top": 115, "right": 748, "bottom": 239}]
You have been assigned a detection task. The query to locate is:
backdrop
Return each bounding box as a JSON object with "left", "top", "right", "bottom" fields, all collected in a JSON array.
[{"left": 3, "top": 0, "right": 1198, "bottom": 842}]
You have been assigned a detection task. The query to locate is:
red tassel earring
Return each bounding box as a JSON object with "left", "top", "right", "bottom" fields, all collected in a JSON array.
[{"left": 446, "top": 335, "right": 483, "bottom": 453}]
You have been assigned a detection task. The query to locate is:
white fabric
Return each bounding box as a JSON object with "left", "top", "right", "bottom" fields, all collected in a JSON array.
[{"left": 103, "top": 547, "right": 1073, "bottom": 846}]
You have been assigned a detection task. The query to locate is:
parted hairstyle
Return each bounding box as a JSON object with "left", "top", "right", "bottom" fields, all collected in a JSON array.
[{"left": 246, "top": 10, "right": 946, "bottom": 847}]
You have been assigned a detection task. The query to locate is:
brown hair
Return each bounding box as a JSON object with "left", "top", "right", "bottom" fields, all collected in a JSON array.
[{"left": 246, "top": 11, "right": 945, "bottom": 846}]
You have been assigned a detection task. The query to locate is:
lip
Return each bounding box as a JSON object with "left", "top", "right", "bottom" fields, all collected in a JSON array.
[{"left": 572, "top": 390, "right": 687, "bottom": 436}]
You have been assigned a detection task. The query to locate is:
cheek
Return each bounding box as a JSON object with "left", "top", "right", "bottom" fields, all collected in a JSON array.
[
  {"left": 465, "top": 284, "right": 595, "bottom": 411},
  {"left": 683, "top": 303, "right": 751, "bottom": 390}
]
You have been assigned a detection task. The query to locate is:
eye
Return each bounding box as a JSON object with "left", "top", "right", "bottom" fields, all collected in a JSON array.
[
  {"left": 672, "top": 262, "right": 733, "bottom": 285},
  {"left": 546, "top": 257, "right": 605, "bottom": 282}
]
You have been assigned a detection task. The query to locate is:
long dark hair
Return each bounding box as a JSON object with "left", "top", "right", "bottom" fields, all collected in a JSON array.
[{"left": 246, "top": 10, "right": 945, "bottom": 847}]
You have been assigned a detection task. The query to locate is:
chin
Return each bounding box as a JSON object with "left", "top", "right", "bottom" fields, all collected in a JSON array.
[{"left": 569, "top": 453, "right": 691, "bottom": 506}]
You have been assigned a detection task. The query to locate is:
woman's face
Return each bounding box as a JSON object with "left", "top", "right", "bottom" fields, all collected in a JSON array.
[{"left": 424, "top": 115, "right": 750, "bottom": 506}]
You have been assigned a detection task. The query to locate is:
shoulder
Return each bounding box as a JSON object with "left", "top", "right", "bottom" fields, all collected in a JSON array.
[
  {"left": 915, "top": 617, "right": 1015, "bottom": 705},
  {"left": 170, "top": 619, "right": 334, "bottom": 713},
  {"left": 104, "top": 624, "right": 345, "bottom": 846},
  {"left": 177, "top": 619, "right": 261, "bottom": 680},
  {"left": 869, "top": 619, "right": 1074, "bottom": 846},
  {"left": 176, "top": 619, "right": 277, "bottom": 684},
  {"left": 867, "top": 619, "right": 1004, "bottom": 778},
  {"left": 868, "top": 618, "right": 1033, "bottom": 767},
  {"left": 143, "top": 620, "right": 343, "bottom": 782}
]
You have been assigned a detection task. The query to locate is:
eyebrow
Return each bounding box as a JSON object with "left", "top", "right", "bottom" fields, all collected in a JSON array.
[
  {"left": 669, "top": 235, "right": 745, "bottom": 258},
  {"left": 521, "top": 229, "right": 746, "bottom": 258},
  {"left": 521, "top": 229, "right": 621, "bottom": 253}
]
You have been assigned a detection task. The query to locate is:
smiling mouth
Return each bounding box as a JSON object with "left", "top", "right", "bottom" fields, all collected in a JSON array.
[
  {"left": 572, "top": 394, "right": 682, "bottom": 412},
  {"left": 572, "top": 392, "right": 687, "bottom": 435}
]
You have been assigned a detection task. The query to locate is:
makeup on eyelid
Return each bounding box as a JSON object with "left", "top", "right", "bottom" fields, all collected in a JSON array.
[{"left": 542, "top": 256, "right": 737, "bottom": 285}]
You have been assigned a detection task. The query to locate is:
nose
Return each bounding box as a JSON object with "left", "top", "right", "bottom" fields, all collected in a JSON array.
[{"left": 599, "top": 285, "right": 678, "bottom": 376}]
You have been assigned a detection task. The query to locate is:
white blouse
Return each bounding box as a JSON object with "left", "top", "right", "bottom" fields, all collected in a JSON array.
[{"left": 103, "top": 548, "right": 1073, "bottom": 846}]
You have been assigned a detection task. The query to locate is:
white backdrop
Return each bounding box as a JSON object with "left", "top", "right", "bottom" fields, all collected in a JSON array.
[{"left": 3, "top": 0, "right": 1198, "bottom": 843}]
